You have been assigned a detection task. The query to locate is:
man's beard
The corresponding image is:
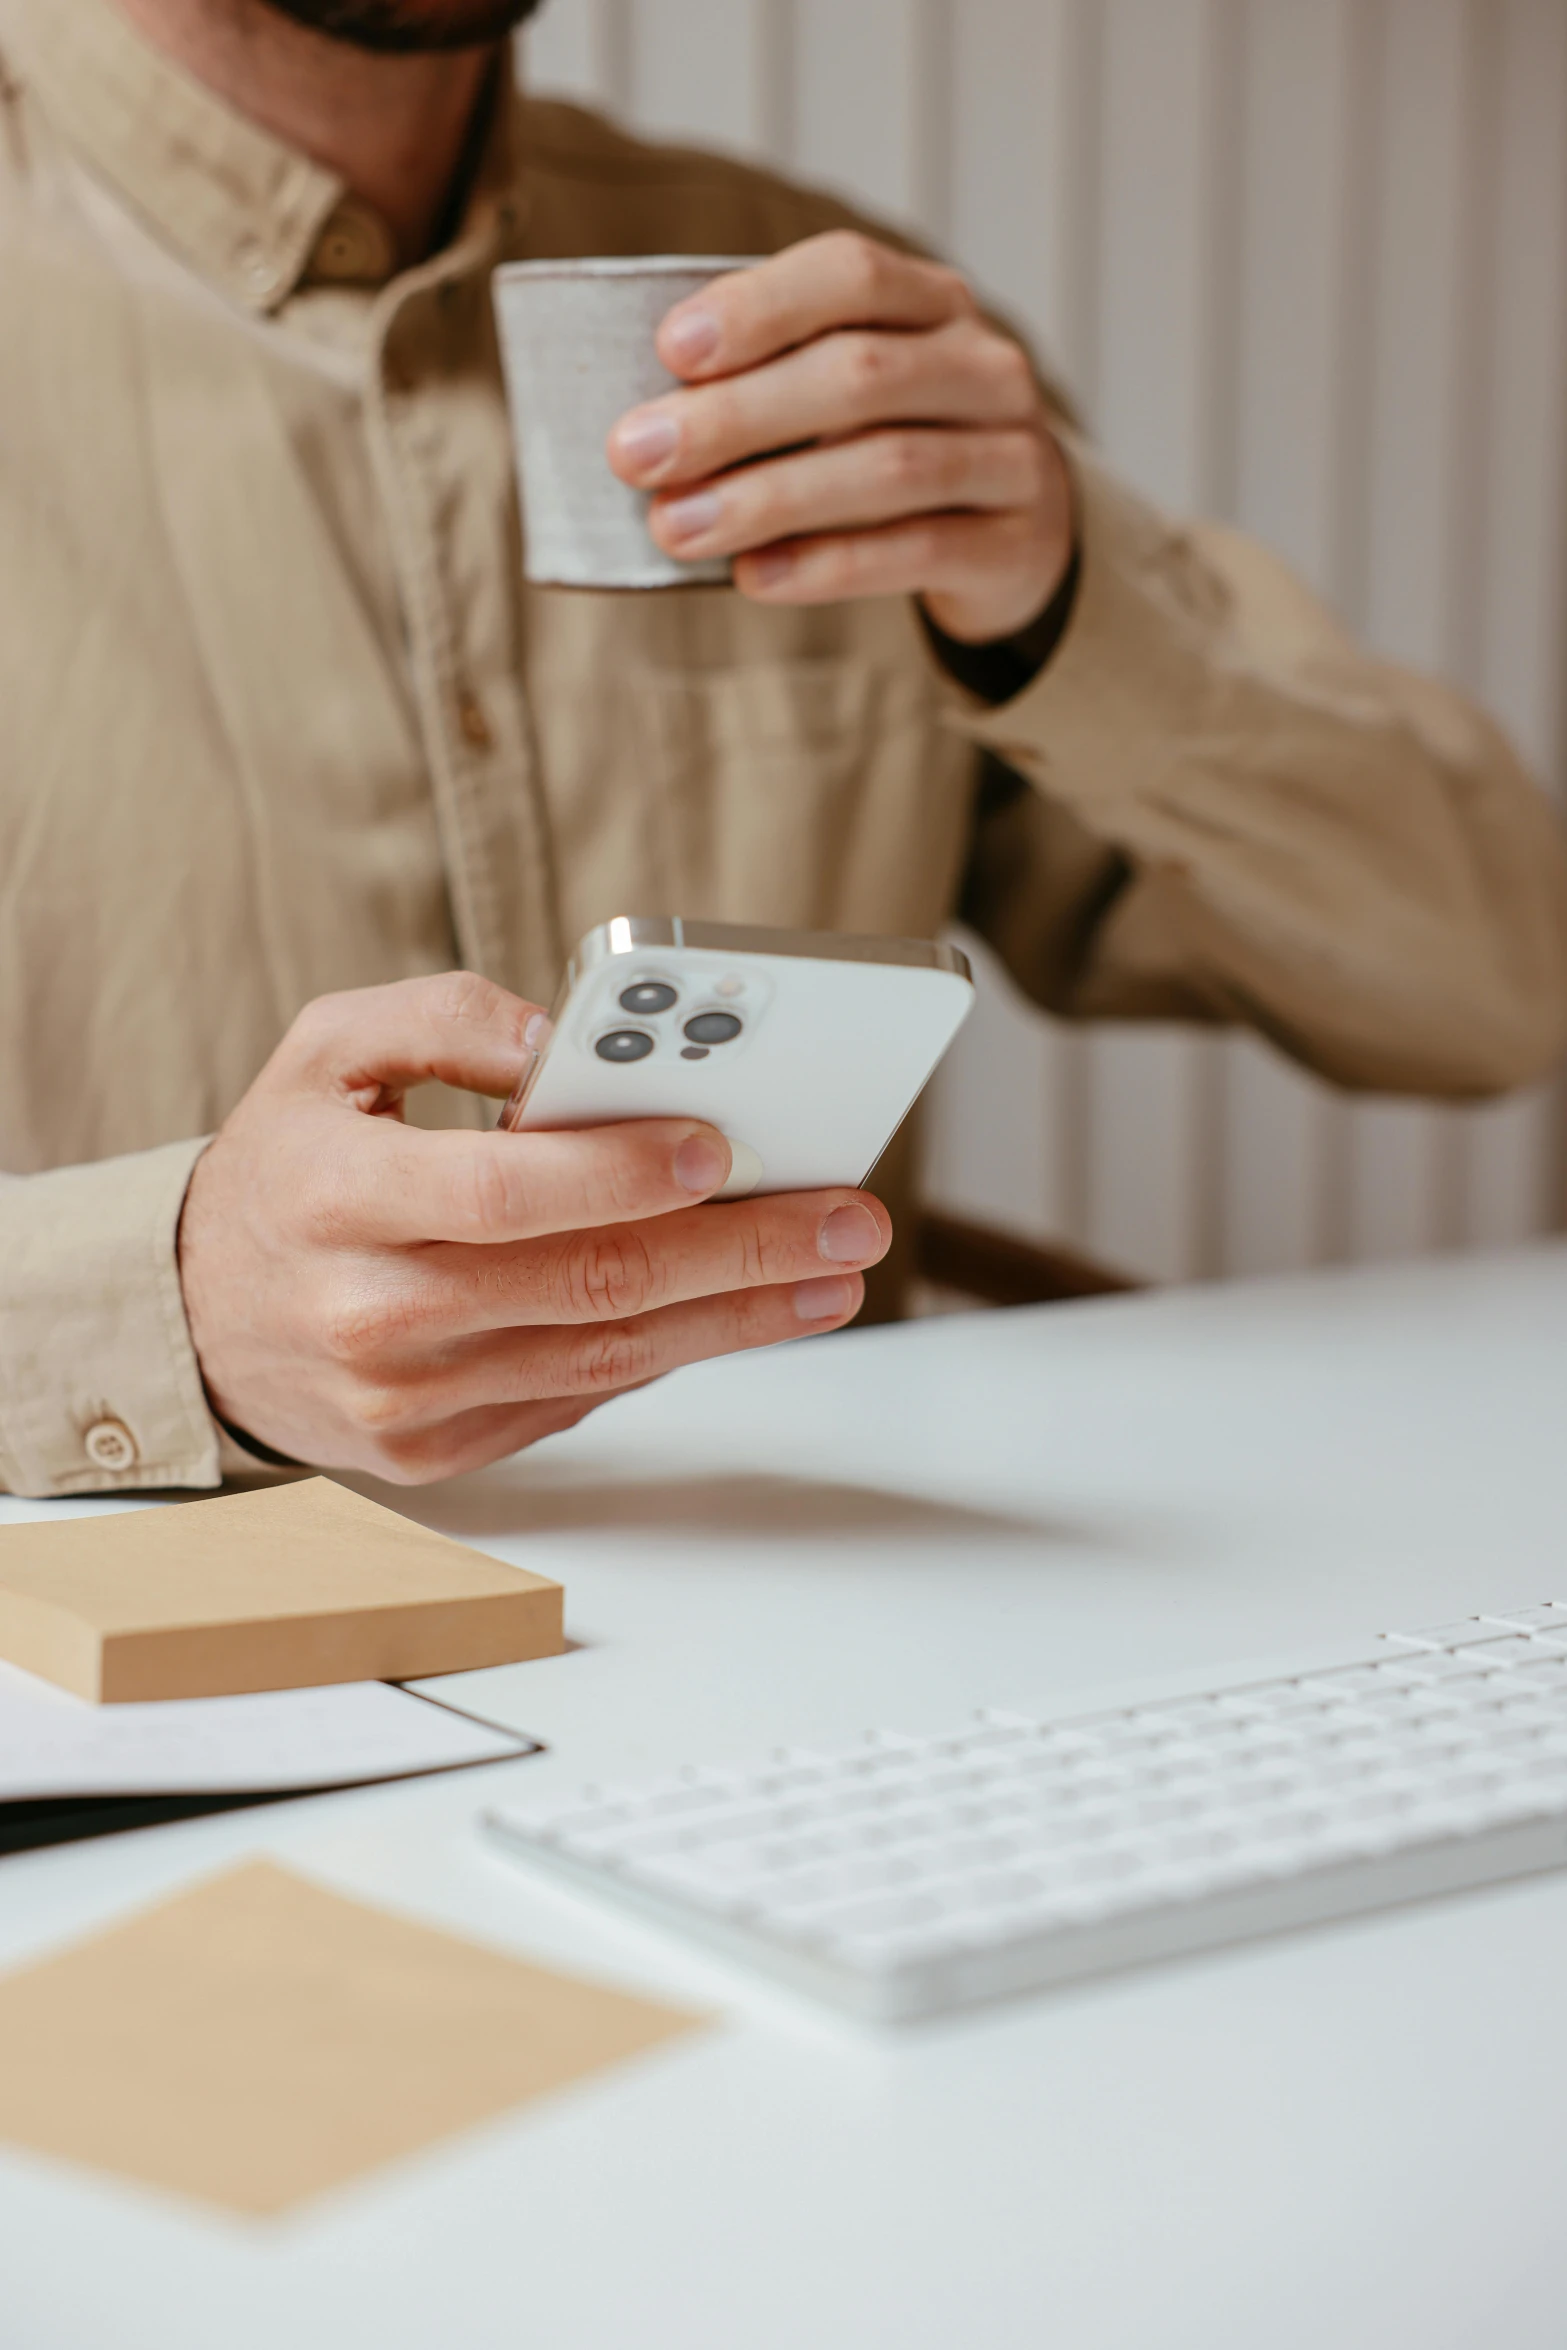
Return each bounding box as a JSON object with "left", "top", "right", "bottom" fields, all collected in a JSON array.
[{"left": 260, "top": 0, "right": 546, "bottom": 51}]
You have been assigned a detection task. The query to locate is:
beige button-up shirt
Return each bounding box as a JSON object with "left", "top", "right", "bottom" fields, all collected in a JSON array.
[{"left": 3, "top": 0, "right": 1565, "bottom": 1500}]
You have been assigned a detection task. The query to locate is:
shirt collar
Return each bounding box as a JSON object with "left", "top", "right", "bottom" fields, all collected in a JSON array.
[{"left": 0, "top": 0, "right": 521, "bottom": 311}]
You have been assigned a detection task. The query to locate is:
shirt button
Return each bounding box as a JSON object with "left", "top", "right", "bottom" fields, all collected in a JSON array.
[
  {"left": 309, "top": 199, "right": 397, "bottom": 286},
  {"left": 83, "top": 1419, "right": 138, "bottom": 1473},
  {"left": 457, "top": 690, "right": 493, "bottom": 751},
  {"left": 235, "top": 235, "right": 282, "bottom": 303}
]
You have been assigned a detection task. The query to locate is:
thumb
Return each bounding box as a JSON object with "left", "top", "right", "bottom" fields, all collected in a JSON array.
[{"left": 274, "top": 973, "right": 546, "bottom": 1105}]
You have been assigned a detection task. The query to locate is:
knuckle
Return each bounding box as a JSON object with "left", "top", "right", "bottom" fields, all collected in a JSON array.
[
  {"left": 426, "top": 969, "right": 512, "bottom": 1032},
  {"left": 740, "top": 1223, "right": 775, "bottom": 1287},
  {"left": 828, "top": 228, "right": 887, "bottom": 302},
  {"left": 877, "top": 431, "right": 938, "bottom": 501},
  {"left": 749, "top": 1220, "right": 804, "bottom": 1287},
  {"left": 582, "top": 1136, "right": 661, "bottom": 1226},
  {"left": 559, "top": 1229, "right": 661, "bottom": 1322},
  {"left": 567, "top": 1322, "right": 656, "bottom": 1396},
  {"left": 291, "top": 1158, "right": 347, "bottom": 1243},
  {"left": 360, "top": 1427, "right": 442, "bottom": 1485},
  {"left": 841, "top": 330, "right": 895, "bottom": 409},
  {"left": 284, "top": 991, "right": 350, "bottom": 1061},
  {"left": 985, "top": 333, "right": 1035, "bottom": 404},
  {"left": 697, "top": 378, "right": 742, "bottom": 456},
  {"left": 454, "top": 1142, "right": 518, "bottom": 1239},
  {"left": 315, "top": 1272, "right": 411, "bottom": 1369},
  {"left": 348, "top": 1377, "right": 421, "bottom": 1438}
]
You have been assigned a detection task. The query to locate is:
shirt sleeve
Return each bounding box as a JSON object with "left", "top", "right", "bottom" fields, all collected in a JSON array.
[
  {"left": 944, "top": 435, "right": 1567, "bottom": 1098},
  {"left": 0, "top": 1139, "right": 225, "bottom": 1498}
]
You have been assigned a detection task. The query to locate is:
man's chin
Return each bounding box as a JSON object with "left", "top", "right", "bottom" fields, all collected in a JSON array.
[{"left": 259, "top": 0, "right": 545, "bottom": 52}]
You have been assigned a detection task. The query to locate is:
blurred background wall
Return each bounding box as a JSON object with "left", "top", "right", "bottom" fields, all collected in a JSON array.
[{"left": 521, "top": 0, "right": 1567, "bottom": 1285}]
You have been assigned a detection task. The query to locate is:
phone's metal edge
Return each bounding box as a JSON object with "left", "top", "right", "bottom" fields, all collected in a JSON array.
[
  {"left": 574, "top": 916, "right": 973, "bottom": 983},
  {"left": 497, "top": 960, "right": 580, "bottom": 1132},
  {"left": 498, "top": 919, "right": 973, "bottom": 1135}
]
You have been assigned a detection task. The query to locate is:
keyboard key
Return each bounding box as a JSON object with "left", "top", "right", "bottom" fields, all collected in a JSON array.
[
  {"left": 1471, "top": 1636, "right": 1546, "bottom": 1666},
  {"left": 1315, "top": 1665, "right": 1415, "bottom": 1696},
  {"left": 1394, "top": 1654, "right": 1498, "bottom": 1683},
  {"left": 1389, "top": 1621, "right": 1516, "bottom": 1650},
  {"left": 1481, "top": 1605, "right": 1567, "bottom": 1633}
]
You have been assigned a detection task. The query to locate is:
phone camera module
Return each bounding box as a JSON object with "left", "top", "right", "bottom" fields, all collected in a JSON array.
[
  {"left": 684, "top": 1011, "right": 743, "bottom": 1047},
  {"left": 596, "top": 1028, "right": 656, "bottom": 1063},
  {"left": 619, "top": 982, "right": 678, "bottom": 1017}
]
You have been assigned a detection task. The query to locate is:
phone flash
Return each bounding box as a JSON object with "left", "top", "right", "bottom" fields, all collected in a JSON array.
[{"left": 715, "top": 975, "right": 745, "bottom": 998}]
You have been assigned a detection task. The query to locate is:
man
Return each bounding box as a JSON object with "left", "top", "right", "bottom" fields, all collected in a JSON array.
[{"left": 1, "top": 0, "right": 1564, "bottom": 1501}]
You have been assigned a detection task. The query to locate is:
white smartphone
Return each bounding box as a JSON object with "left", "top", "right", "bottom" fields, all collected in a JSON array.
[{"left": 499, "top": 917, "right": 975, "bottom": 1200}]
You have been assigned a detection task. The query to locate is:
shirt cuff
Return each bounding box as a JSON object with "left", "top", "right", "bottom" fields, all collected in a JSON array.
[
  {"left": 920, "top": 547, "right": 1082, "bottom": 706},
  {"left": 0, "top": 1139, "right": 223, "bottom": 1498}
]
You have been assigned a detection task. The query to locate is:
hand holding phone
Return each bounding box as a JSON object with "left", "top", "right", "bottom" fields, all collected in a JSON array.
[{"left": 177, "top": 974, "right": 893, "bottom": 1485}]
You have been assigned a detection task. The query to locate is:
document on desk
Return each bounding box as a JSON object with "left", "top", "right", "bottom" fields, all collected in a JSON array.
[{"left": 0, "top": 1655, "right": 537, "bottom": 1802}]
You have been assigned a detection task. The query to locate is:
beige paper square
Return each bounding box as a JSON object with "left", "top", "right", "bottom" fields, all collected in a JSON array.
[{"left": 0, "top": 1862, "right": 704, "bottom": 2215}]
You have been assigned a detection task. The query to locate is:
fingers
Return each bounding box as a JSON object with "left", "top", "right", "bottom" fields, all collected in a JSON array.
[
  {"left": 365, "top": 1392, "right": 625, "bottom": 1487},
  {"left": 656, "top": 232, "right": 974, "bottom": 380},
  {"left": 648, "top": 426, "right": 1051, "bottom": 566},
  {"left": 403, "top": 1190, "right": 891, "bottom": 1338},
  {"left": 326, "top": 1117, "right": 738, "bottom": 1248},
  {"left": 732, "top": 508, "right": 1066, "bottom": 637},
  {"left": 271, "top": 973, "right": 546, "bottom": 1109},
  {"left": 610, "top": 317, "right": 1037, "bottom": 494},
  {"left": 350, "top": 1270, "right": 869, "bottom": 1446}
]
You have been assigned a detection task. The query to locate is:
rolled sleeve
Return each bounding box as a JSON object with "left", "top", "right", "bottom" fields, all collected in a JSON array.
[
  {"left": 0, "top": 1139, "right": 222, "bottom": 1498},
  {"left": 938, "top": 433, "right": 1567, "bottom": 1099}
]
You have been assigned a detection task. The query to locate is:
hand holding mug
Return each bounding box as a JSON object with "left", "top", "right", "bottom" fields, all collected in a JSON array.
[{"left": 608, "top": 230, "right": 1075, "bottom": 647}]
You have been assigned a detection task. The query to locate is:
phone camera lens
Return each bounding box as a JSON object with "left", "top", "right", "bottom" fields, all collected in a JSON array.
[
  {"left": 596, "top": 1029, "right": 655, "bottom": 1063},
  {"left": 684, "top": 1011, "right": 743, "bottom": 1047},
  {"left": 619, "top": 982, "right": 677, "bottom": 1016}
]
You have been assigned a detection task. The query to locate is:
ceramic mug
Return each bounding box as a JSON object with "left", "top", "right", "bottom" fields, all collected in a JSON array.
[{"left": 493, "top": 255, "right": 760, "bottom": 590}]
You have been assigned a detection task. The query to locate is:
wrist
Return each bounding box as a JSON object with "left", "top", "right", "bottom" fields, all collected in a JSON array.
[{"left": 921, "top": 543, "right": 1082, "bottom": 707}]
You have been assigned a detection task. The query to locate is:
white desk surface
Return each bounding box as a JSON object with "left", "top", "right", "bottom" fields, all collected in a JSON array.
[{"left": 4, "top": 1245, "right": 1567, "bottom": 2350}]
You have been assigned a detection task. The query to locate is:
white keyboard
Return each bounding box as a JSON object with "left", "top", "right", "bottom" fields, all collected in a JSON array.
[{"left": 485, "top": 1603, "right": 1567, "bottom": 2024}]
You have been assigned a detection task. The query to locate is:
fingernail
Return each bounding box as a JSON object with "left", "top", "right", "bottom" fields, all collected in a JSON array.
[
  {"left": 523, "top": 1012, "right": 547, "bottom": 1048},
  {"left": 675, "top": 1135, "right": 729, "bottom": 1194},
  {"left": 750, "top": 547, "right": 795, "bottom": 589},
  {"left": 614, "top": 410, "right": 680, "bottom": 477},
  {"left": 794, "top": 1275, "right": 855, "bottom": 1323},
  {"left": 663, "top": 305, "right": 719, "bottom": 369},
  {"left": 661, "top": 490, "right": 723, "bottom": 547},
  {"left": 819, "top": 1204, "right": 882, "bottom": 1263}
]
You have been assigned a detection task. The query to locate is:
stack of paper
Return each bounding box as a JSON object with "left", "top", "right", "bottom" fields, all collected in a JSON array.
[
  {"left": 0, "top": 1477, "right": 563, "bottom": 1702},
  {"left": 0, "top": 1657, "right": 536, "bottom": 1803}
]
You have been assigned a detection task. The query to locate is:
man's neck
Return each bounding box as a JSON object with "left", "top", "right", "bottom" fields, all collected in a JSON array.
[{"left": 110, "top": 0, "right": 499, "bottom": 266}]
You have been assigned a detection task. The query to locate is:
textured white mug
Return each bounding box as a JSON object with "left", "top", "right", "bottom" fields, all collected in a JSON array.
[{"left": 493, "top": 256, "right": 760, "bottom": 590}]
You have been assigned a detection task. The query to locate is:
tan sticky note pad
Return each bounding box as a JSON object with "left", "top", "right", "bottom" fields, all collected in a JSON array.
[
  {"left": 0, "top": 1478, "right": 563, "bottom": 1701},
  {"left": 0, "top": 1861, "right": 704, "bottom": 2215}
]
